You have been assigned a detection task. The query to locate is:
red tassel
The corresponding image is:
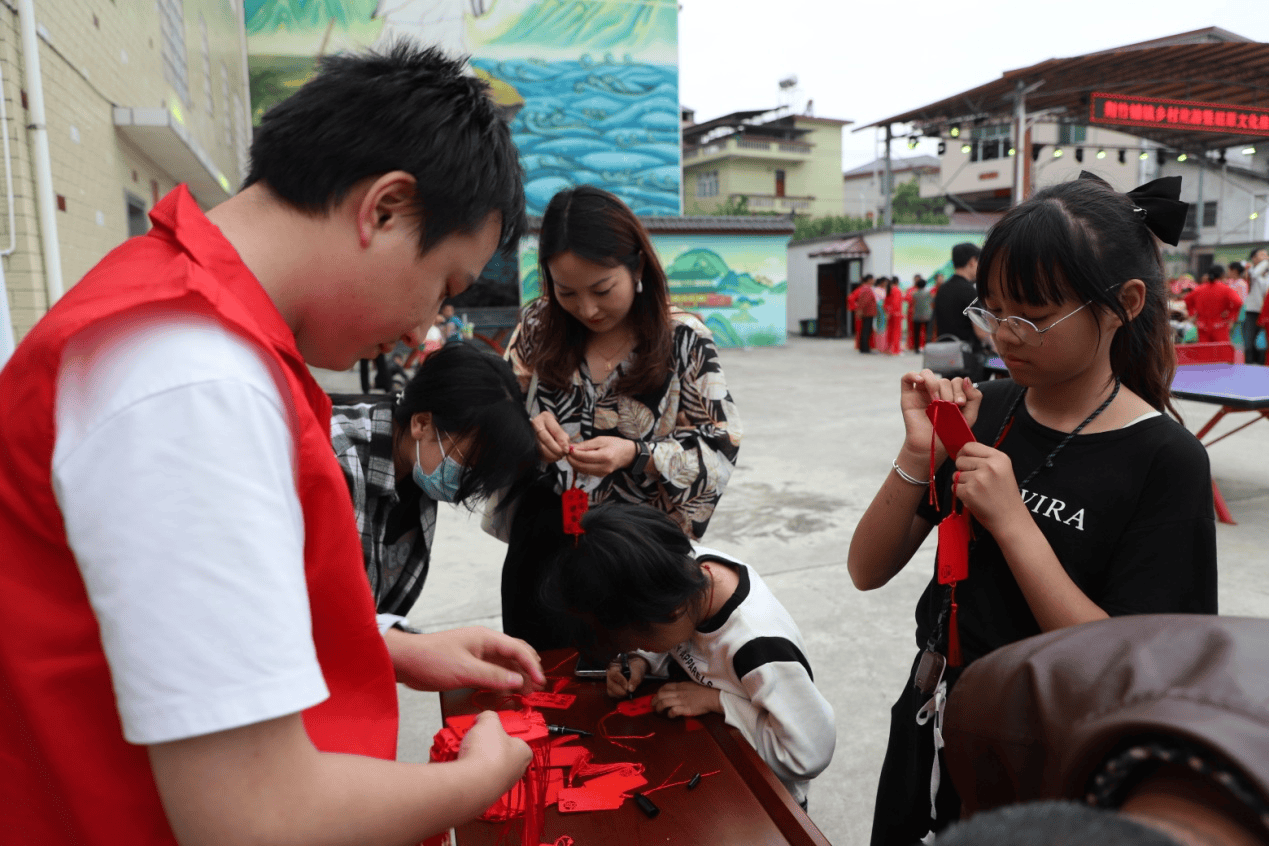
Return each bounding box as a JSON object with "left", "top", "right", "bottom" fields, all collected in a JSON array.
[{"left": 947, "top": 584, "right": 962, "bottom": 668}]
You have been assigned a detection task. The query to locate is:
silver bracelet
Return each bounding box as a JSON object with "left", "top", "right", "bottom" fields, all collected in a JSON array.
[{"left": 891, "top": 458, "right": 928, "bottom": 486}]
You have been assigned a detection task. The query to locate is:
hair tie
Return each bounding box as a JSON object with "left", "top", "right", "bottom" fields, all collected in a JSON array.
[{"left": 1078, "top": 171, "right": 1188, "bottom": 246}]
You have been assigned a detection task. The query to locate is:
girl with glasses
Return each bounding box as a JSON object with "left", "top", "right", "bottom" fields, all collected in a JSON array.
[{"left": 848, "top": 173, "right": 1218, "bottom": 846}]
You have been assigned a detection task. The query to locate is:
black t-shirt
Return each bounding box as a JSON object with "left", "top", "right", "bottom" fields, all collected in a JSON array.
[
  {"left": 913, "top": 379, "right": 1218, "bottom": 663},
  {"left": 932, "top": 274, "right": 981, "bottom": 352}
]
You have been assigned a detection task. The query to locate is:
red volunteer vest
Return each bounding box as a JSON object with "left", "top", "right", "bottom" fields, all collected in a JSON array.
[{"left": 0, "top": 186, "right": 398, "bottom": 844}]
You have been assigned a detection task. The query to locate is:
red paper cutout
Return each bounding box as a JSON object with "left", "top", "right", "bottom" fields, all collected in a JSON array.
[
  {"left": 937, "top": 510, "right": 970, "bottom": 585},
  {"left": 549, "top": 742, "right": 591, "bottom": 770},
  {"left": 571, "top": 761, "right": 642, "bottom": 783},
  {"left": 615, "top": 695, "right": 654, "bottom": 716},
  {"left": 556, "top": 788, "right": 626, "bottom": 813},
  {"left": 562, "top": 487, "right": 587, "bottom": 535},
  {"left": 443, "top": 708, "right": 549, "bottom": 742},
  {"left": 545, "top": 768, "right": 564, "bottom": 805},
  {"left": 521, "top": 691, "right": 577, "bottom": 709},
  {"left": 556, "top": 763, "right": 648, "bottom": 813},
  {"left": 926, "top": 399, "right": 976, "bottom": 459},
  {"left": 580, "top": 772, "right": 647, "bottom": 797}
]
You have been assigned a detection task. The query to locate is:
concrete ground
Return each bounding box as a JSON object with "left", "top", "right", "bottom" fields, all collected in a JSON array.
[{"left": 313, "top": 336, "right": 1269, "bottom": 846}]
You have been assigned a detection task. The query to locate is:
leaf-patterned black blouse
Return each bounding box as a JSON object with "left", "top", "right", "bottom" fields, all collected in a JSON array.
[{"left": 506, "top": 301, "right": 742, "bottom": 540}]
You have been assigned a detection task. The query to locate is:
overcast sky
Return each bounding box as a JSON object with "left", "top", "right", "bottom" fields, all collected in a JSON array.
[{"left": 678, "top": 0, "right": 1269, "bottom": 171}]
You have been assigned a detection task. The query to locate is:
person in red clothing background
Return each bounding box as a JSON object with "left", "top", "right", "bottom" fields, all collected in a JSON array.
[
  {"left": 884, "top": 277, "right": 907, "bottom": 354},
  {"left": 0, "top": 45, "right": 546, "bottom": 846},
  {"left": 849, "top": 274, "right": 879, "bottom": 353},
  {"left": 1184, "top": 265, "right": 1244, "bottom": 343}
]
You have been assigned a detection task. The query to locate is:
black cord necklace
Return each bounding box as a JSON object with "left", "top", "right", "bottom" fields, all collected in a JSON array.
[{"left": 991, "top": 378, "right": 1122, "bottom": 488}]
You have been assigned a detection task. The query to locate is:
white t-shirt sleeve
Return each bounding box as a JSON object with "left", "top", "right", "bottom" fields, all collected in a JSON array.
[{"left": 52, "top": 312, "right": 329, "bottom": 745}]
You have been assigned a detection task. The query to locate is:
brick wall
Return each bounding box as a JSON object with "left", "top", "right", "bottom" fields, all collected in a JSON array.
[{"left": 1, "top": 0, "right": 248, "bottom": 341}]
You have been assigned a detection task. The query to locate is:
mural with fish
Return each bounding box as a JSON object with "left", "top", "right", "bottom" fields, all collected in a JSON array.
[{"left": 245, "top": 0, "right": 681, "bottom": 216}]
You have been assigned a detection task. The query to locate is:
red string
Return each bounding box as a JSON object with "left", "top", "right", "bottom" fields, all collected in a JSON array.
[
  {"left": 597, "top": 709, "right": 654, "bottom": 752},
  {"left": 471, "top": 690, "right": 524, "bottom": 711},
  {"left": 947, "top": 584, "right": 962, "bottom": 668},
  {"left": 641, "top": 769, "right": 722, "bottom": 796},
  {"left": 544, "top": 650, "right": 579, "bottom": 675}
]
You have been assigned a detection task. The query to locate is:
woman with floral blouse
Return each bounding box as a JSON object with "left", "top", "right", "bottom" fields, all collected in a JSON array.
[{"left": 501, "top": 185, "right": 743, "bottom": 649}]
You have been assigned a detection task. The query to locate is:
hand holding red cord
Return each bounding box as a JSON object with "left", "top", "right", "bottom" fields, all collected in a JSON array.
[
  {"left": 951, "top": 442, "right": 1029, "bottom": 536},
  {"left": 898, "top": 370, "right": 983, "bottom": 467}
]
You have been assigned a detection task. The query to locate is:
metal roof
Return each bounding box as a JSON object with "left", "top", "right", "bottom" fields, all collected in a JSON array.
[
  {"left": 843, "top": 155, "right": 940, "bottom": 179},
  {"left": 862, "top": 29, "right": 1269, "bottom": 153},
  {"left": 809, "top": 236, "right": 870, "bottom": 258}
]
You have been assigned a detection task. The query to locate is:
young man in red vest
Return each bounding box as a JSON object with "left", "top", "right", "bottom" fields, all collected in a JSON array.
[{"left": 0, "top": 44, "right": 546, "bottom": 846}]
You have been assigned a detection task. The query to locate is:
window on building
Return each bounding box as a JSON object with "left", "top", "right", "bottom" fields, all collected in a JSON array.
[
  {"left": 969, "top": 124, "right": 1010, "bottom": 162},
  {"left": 696, "top": 170, "right": 719, "bottom": 198},
  {"left": 159, "top": 0, "right": 191, "bottom": 106},
  {"left": 232, "top": 92, "right": 248, "bottom": 174},
  {"left": 1057, "top": 124, "right": 1087, "bottom": 145},
  {"left": 200, "top": 16, "right": 213, "bottom": 117},
  {"left": 774, "top": 169, "right": 786, "bottom": 198},
  {"left": 1202, "top": 201, "right": 1218, "bottom": 228},
  {"left": 221, "top": 63, "right": 232, "bottom": 148},
  {"left": 125, "top": 192, "right": 149, "bottom": 238}
]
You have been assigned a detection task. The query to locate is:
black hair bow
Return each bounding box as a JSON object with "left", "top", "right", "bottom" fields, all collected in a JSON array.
[
  {"left": 1126, "top": 176, "right": 1188, "bottom": 246},
  {"left": 1077, "top": 171, "right": 1188, "bottom": 246}
]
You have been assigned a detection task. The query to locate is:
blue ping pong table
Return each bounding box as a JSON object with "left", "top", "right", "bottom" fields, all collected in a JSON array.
[{"left": 1170, "top": 363, "right": 1269, "bottom": 525}]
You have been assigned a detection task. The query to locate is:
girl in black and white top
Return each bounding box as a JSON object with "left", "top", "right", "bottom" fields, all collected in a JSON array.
[{"left": 544, "top": 503, "right": 835, "bottom": 809}]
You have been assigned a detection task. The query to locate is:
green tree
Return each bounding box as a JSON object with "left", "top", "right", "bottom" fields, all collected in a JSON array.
[
  {"left": 793, "top": 214, "right": 872, "bottom": 241},
  {"left": 710, "top": 195, "right": 751, "bottom": 215},
  {"left": 891, "top": 177, "right": 949, "bottom": 225}
]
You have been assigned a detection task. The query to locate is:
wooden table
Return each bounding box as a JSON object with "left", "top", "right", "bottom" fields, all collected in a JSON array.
[
  {"left": 1171, "top": 363, "right": 1269, "bottom": 525},
  {"left": 438, "top": 651, "right": 831, "bottom": 846}
]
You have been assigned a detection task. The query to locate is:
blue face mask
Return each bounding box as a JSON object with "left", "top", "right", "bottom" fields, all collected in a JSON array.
[{"left": 413, "top": 429, "right": 464, "bottom": 502}]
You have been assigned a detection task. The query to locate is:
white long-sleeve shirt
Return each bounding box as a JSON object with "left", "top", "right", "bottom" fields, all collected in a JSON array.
[
  {"left": 1248, "top": 258, "right": 1269, "bottom": 313},
  {"left": 638, "top": 547, "right": 836, "bottom": 806}
]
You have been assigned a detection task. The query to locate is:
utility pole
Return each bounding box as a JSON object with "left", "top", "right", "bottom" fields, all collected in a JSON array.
[
  {"left": 882, "top": 124, "right": 893, "bottom": 228},
  {"left": 1012, "top": 80, "right": 1043, "bottom": 205}
]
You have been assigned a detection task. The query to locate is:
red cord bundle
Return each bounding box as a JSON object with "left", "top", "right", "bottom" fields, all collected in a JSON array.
[{"left": 429, "top": 708, "right": 552, "bottom": 845}]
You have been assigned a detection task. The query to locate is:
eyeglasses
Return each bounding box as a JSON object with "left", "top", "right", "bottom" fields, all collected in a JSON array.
[{"left": 963, "top": 299, "right": 1092, "bottom": 347}]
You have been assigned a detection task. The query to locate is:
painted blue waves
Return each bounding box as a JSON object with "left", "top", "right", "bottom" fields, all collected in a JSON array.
[{"left": 473, "top": 57, "right": 680, "bottom": 216}]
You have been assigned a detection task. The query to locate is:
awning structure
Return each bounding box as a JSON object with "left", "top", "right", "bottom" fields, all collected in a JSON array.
[
  {"left": 809, "top": 236, "right": 869, "bottom": 258},
  {"left": 861, "top": 28, "right": 1269, "bottom": 154},
  {"left": 114, "top": 106, "right": 233, "bottom": 206}
]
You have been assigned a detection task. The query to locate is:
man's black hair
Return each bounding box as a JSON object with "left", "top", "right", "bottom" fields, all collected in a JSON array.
[
  {"left": 245, "top": 42, "right": 525, "bottom": 255},
  {"left": 952, "top": 242, "right": 981, "bottom": 269}
]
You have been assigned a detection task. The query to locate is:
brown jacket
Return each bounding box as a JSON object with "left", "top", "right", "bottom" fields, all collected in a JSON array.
[{"left": 943, "top": 615, "right": 1269, "bottom": 814}]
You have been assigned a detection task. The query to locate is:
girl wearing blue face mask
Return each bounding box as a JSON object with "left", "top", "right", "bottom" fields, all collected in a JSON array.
[{"left": 330, "top": 343, "right": 538, "bottom": 625}]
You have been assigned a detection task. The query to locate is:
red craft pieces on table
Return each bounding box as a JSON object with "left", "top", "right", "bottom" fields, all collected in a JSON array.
[
  {"left": 430, "top": 708, "right": 552, "bottom": 845},
  {"left": 440, "top": 649, "right": 832, "bottom": 846},
  {"left": 521, "top": 691, "right": 577, "bottom": 709},
  {"left": 615, "top": 694, "right": 654, "bottom": 717}
]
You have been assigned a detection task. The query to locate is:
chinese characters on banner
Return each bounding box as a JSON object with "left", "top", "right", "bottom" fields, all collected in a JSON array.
[{"left": 1090, "top": 92, "right": 1269, "bottom": 136}]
